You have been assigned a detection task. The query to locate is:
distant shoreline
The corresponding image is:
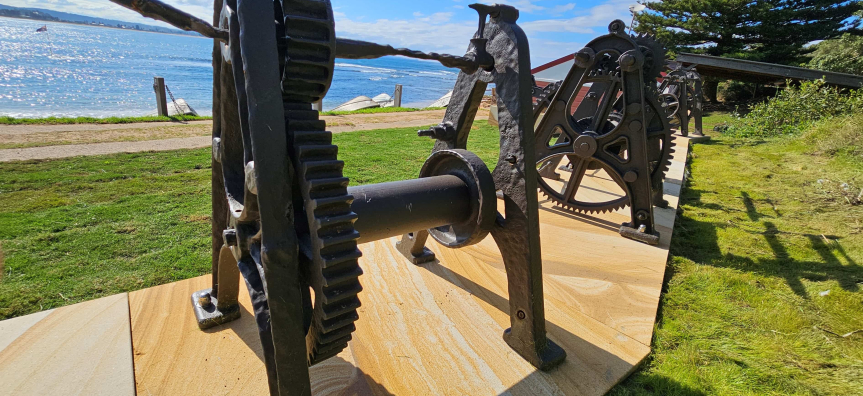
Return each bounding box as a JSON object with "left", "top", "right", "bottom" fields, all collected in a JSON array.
[{"left": 0, "top": 15, "right": 209, "bottom": 39}]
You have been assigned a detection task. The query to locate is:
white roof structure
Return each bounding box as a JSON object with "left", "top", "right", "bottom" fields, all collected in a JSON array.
[{"left": 532, "top": 54, "right": 575, "bottom": 84}]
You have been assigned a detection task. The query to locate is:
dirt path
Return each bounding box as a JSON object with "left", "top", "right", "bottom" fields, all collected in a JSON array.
[{"left": 0, "top": 109, "right": 486, "bottom": 162}]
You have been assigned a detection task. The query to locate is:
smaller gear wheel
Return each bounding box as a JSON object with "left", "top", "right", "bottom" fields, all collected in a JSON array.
[
  {"left": 532, "top": 80, "right": 562, "bottom": 118},
  {"left": 631, "top": 33, "right": 667, "bottom": 82}
]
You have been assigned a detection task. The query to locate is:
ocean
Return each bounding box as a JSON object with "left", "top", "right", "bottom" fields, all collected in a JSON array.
[{"left": 0, "top": 17, "right": 462, "bottom": 117}]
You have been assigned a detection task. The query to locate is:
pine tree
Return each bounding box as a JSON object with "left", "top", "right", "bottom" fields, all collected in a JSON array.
[{"left": 634, "top": 0, "right": 863, "bottom": 100}]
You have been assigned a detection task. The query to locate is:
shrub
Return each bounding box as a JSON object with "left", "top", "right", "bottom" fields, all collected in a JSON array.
[
  {"left": 723, "top": 80, "right": 863, "bottom": 137},
  {"left": 808, "top": 34, "right": 863, "bottom": 76},
  {"left": 801, "top": 113, "right": 863, "bottom": 160}
]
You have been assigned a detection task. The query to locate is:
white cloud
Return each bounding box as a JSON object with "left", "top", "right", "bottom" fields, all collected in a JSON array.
[
  {"left": 520, "top": 0, "right": 633, "bottom": 35},
  {"left": 550, "top": 3, "right": 576, "bottom": 15},
  {"left": 334, "top": 12, "right": 475, "bottom": 55},
  {"left": 479, "top": 0, "right": 545, "bottom": 13}
]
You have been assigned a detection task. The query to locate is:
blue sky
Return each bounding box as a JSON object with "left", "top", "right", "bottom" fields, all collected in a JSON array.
[{"left": 5, "top": 0, "right": 639, "bottom": 64}]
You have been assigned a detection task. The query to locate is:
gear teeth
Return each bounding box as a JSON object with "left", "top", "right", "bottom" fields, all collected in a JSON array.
[{"left": 289, "top": 105, "right": 362, "bottom": 366}]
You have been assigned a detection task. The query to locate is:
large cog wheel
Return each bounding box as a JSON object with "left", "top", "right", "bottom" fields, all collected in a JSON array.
[
  {"left": 535, "top": 86, "right": 674, "bottom": 214},
  {"left": 631, "top": 33, "right": 667, "bottom": 82},
  {"left": 279, "top": 0, "right": 362, "bottom": 366},
  {"left": 219, "top": 0, "right": 360, "bottom": 368}
]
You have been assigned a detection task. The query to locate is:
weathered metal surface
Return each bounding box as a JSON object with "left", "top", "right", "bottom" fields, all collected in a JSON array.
[
  {"left": 661, "top": 62, "right": 706, "bottom": 139},
  {"left": 336, "top": 38, "right": 486, "bottom": 74},
  {"left": 115, "top": 0, "right": 568, "bottom": 393},
  {"left": 533, "top": 21, "right": 666, "bottom": 245},
  {"left": 349, "top": 175, "right": 472, "bottom": 244},
  {"left": 676, "top": 52, "right": 863, "bottom": 88},
  {"left": 408, "top": 4, "right": 567, "bottom": 370}
]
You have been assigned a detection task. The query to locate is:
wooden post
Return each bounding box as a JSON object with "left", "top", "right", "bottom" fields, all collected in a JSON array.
[
  {"left": 393, "top": 84, "right": 403, "bottom": 108},
  {"left": 153, "top": 77, "right": 168, "bottom": 117}
]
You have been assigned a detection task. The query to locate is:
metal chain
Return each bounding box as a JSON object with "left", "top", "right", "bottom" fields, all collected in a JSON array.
[{"left": 164, "top": 84, "right": 184, "bottom": 116}]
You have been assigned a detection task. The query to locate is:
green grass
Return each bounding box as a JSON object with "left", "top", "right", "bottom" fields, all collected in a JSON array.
[
  {"left": 0, "top": 120, "right": 500, "bottom": 319},
  {"left": 2, "top": 113, "right": 862, "bottom": 394},
  {"left": 612, "top": 120, "right": 863, "bottom": 395},
  {"left": 320, "top": 106, "right": 445, "bottom": 116},
  {"left": 0, "top": 107, "right": 445, "bottom": 125},
  {"left": 0, "top": 115, "right": 212, "bottom": 125}
]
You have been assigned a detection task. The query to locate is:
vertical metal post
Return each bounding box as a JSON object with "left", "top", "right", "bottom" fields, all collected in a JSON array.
[
  {"left": 692, "top": 77, "right": 704, "bottom": 137},
  {"left": 393, "top": 84, "right": 403, "bottom": 107},
  {"left": 678, "top": 80, "right": 689, "bottom": 137},
  {"left": 314, "top": 99, "right": 323, "bottom": 112},
  {"left": 153, "top": 76, "right": 168, "bottom": 117}
]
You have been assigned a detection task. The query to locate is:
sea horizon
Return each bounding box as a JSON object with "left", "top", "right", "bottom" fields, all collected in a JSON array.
[{"left": 0, "top": 17, "right": 463, "bottom": 118}]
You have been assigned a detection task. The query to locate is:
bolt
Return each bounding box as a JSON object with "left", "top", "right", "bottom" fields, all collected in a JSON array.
[
  {"left": 636, "top": 210, "right": 649, "bottom": 221},
  {"left": 573, "top": 48, "right": 594, "bottom": 68},
  {"left": 198, "top": 292, "right": 212, "bottom": 307},
  {"left": 579, "top": 142, "right": 591, "bottom": 152},
  {"left": 629, "top": 120, "right": 643, "bottom": 132},
  {"left": 624, "top": 171, "right": 638, "bottom": 183},
  {"left": 506, "top": 154, "right": 518, "bottom": 165},
  {"left": 417, "top": 128, "right": 435, "bottom": 138},
  {"left": 223, "top": 228, "right": 238, "bottom": 247},
  {"left": 619, "top": 53, "right": 636, "bottom": 70},
  {"left": 516, "top": 310, "right": 526, "bottom": 320}
]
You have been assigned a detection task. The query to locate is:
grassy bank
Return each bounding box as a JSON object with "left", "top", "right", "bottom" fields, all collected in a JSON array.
[
  {"left": 0, "top": 115, "right": 211, "bottom": 125},
  {"left": 320, "top": 106, "right": 445, "bottom": 116},
  {"left": 613, "top": 119, "right": 863, "bottom": 395},
  {"left": 0, "top": 107, "right": 445, "bottom": 125}
]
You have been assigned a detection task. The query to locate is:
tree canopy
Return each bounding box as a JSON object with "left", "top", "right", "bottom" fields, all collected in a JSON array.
[
  {"left": 634, "top": 0, "right": 863, "bottom": 65},
  {"left": 808, "top": 33, "right": 863, "bottom": 74}
]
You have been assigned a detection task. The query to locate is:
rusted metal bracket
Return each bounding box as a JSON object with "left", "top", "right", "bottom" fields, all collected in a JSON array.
[{"left": 408, "top": 4, "right": 566, "bottom": 370}]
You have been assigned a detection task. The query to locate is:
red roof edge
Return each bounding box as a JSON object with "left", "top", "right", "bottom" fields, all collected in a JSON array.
[{"left": 531, "top": 53, "right": 574, "bottom": 74}]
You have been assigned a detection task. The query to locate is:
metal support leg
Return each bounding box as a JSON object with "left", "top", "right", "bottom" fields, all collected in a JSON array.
[
  {"left": 396, "top": 230, "right": 436, "bottom": 264},
  {"left": 192, "top": 245, "right": 242, "bottom": 328}
]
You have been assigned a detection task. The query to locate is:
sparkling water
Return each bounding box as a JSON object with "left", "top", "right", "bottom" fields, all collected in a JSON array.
[{"left": 0, "top": 17, "right": 460, "bottom": 117}]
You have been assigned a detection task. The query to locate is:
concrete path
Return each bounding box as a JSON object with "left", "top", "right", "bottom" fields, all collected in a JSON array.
[
  {"left": 0, "top": 110, "right": 474, "bottom": 162},
  {"left": 0, "top": 137, "right": 212, "bottom": 162}
]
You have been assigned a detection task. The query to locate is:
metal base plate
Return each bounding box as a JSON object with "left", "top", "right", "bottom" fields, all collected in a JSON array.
[
  {"left": 191, "top": 288, "right": 241, "bottom": 330},
  {"left": 688, "top": 134, "right": 711, "bottom": 143},
  {"left": 398, "top": 245, "right": 437, "bottom": 265},
  {"left": 619, "top": 223, "right": 660, "bottom": 245},
  {"left": 503, "top": 328, "right": 567, "bottom": 371}
]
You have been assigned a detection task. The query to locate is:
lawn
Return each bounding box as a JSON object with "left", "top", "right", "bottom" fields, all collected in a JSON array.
[
  {"left": 0, "top": 120, "right": 500, "bottom": 318},
  {"left": 613, "top": 119, "right": 863, "bottom": 395},
  {"left": 1, "top": 112, "right": 861, "bottom": 394},
  {"left": 0, "top": 107, "right": 444, "bottom": 125}
]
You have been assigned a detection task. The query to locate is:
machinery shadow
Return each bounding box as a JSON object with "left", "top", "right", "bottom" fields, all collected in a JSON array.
[
  {"left": 418, "top": 258, "right": 637, "bottom": 395},
  {"left": 671, "top": 187, "right": 861, "bottom": 299},
  {"left": 205, "top": 304, "right": 395, "bottom": 395},
  {"left": 538, "top": 201, "right": 622, "bottom": 233}
]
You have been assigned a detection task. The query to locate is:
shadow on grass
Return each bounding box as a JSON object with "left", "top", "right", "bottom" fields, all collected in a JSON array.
[{"left": 671, "top": 188, "right": 861, "bottom": 300}]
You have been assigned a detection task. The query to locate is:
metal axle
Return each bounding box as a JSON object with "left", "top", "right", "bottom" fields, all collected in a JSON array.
[{"left": 349, "top": 175, "right": 471, "bottom": 244}]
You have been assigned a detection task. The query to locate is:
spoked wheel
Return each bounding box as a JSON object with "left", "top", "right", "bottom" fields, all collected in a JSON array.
[
  {"left": 215, "top": 0, "right": 362, "bottom": 369},
  {"left": 535, "top": 84, "right": 674, "bottom": 214}
]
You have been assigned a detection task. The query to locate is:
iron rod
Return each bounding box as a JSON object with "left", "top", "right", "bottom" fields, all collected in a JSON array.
[{"left": 349, "top": 175, "right": 471, "bottom": 244}]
